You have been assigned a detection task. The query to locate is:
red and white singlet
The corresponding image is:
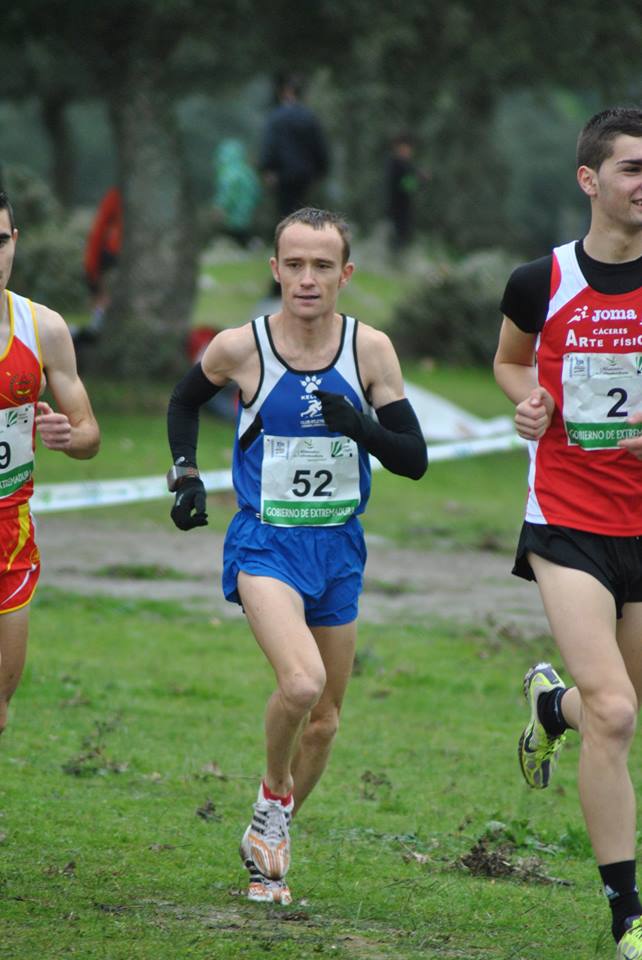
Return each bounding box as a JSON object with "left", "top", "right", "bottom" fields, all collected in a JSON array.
[{"left": 526, "top": 241, "right": 642, "bottom": 535}]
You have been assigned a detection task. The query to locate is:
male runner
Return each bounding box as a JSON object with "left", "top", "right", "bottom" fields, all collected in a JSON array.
[
  {"left": 0, "top": 191, "right": 100, "bottom": 737},
  {"left": 494, "top": 107, "right": 642, "bottom": 958},
  {"left": 167, "top": 207, "right": 427, "bottom": 904}
]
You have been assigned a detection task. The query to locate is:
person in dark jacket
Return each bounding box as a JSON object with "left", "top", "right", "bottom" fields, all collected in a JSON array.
[{"left": 259, "top": 75, "right": 330, "bottom": 220}]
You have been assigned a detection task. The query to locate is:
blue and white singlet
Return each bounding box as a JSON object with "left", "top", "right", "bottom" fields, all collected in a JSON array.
[{"left": 232, "top": 314, "right": 374, "bottom": 527}]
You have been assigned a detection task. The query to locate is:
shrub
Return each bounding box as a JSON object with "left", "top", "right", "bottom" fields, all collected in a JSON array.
[
  {"left": 390, "top": 248, "right": 520, "bottom": 366},
  {"left": 3, "top": 165, "right": 87, "bottom": 313}
]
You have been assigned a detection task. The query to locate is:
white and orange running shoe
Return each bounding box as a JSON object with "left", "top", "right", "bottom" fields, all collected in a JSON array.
[
  {"left": 241, "top": 783, "right": 293, "bottom": 881},
  {"left": 240, "top": 846, "right": 293, "bottom": 905}
]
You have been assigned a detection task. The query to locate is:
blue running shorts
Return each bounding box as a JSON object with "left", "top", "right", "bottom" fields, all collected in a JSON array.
[{"left": 222, "top": 509, "right": 367, "bottom": 627}]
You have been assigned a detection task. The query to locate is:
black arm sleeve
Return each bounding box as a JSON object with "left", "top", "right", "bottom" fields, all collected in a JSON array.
[
  {"left": 362, "top": 399, "right": 428, "bottom": 480},
  {"left": 167, "top": 363, "right": 223, "bottom": 467}
]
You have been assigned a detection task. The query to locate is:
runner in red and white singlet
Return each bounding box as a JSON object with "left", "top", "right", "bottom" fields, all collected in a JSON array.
[{"left": 495, "top": 108, "right": 642, "bottom": 960}]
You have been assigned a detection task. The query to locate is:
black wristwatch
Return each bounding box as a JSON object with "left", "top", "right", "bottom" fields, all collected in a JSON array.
[{"left": 166, "top": 464, "right": 200, "bottom": 492}]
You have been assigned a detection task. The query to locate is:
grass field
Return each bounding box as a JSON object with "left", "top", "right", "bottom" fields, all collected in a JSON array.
[
  {"left": 2, "top": 301, "right": 622, "bottom": 957},
  {"left": 0, "top": 589, "right": 623, "bottom": 959}
]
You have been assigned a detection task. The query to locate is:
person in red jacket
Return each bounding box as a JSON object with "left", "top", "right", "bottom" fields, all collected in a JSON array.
[{"left": 84, "top": 187, "right": 122, "bottom": 331}]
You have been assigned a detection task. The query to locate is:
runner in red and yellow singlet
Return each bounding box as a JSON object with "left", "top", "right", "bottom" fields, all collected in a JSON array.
[{"left": 0, "top": 191, "right": 99, "bottom": 738}]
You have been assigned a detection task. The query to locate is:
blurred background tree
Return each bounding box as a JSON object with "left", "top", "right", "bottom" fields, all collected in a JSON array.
[{"left": 2, "top": 0, "right": 641, "bottom": 377}]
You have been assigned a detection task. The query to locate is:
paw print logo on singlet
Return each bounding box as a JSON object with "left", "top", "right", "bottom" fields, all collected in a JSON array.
[{"left": 300, "top": 375, "right": 323, "bottom": 419}]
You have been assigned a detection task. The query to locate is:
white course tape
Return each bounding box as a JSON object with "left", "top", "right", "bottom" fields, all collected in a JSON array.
[
  {"left": 31, "top": 469, "right": 233, "bottom": 513},
  {"left": 30, "top": 433, "right": 526, "bottom": 514}
]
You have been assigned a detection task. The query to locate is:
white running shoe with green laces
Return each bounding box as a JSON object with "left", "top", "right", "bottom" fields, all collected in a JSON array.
[
  {"left": 618, "top": 916, "right": 642, "bottom": 959},
  {"left": 518, "top": 662, "right": 567, "bottom": 789}
]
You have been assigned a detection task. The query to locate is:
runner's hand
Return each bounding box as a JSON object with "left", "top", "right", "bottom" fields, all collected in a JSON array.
[
  {"left": 618, "top": 410, "right": 642, "bottom": 460},
  {"left": 35, "top": 401, "right": 73, "bottom": 450},
  {"left": 170, "top": 477, "right": 208, "bottom": 530},
  {"left": 314, "top": 390, "right": 363, "bottom": 439},
  {"left": 514, "top": 387, "right": 554, "bottom": 440}
]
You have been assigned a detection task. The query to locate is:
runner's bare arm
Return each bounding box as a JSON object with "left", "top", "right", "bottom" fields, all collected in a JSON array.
[
  {"left": 200, "top": 325, "right": 259, "bottom": 397},
  {"left": 315, "top": 324, "right": 427, "bottom": 480},
  {"left": 357, "top": 325, "right": 406, "bottom": 408},
  {"left": 36, "top": 305, "right": 100, "bottom": 459},
  {"left": 494, "top": 316, "right": 554, "bottom": 440}
]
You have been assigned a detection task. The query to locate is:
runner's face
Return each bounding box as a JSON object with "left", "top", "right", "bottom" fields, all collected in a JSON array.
[
  {"left": 0, "top": 210, "right": 17, "bottom": 295},
  {"left": 588, "top": 134, "right": 642, "bottom": 231},
  {"left": 271, "top": 224, "right": 353, "bottom": 321}
]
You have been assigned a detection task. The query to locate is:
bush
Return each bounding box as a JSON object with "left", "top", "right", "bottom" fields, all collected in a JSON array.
[
  {"left": 390, "top": 248, "right": 520, "bottom": 366},
  {"left": 2, "top": 164, "right": 61, "bottom": 229},
  {"left": 3, "top": 165, "right": 88, "bottom": 313}
]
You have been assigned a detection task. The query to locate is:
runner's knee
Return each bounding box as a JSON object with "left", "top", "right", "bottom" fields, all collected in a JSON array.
[
  {"left": 582, "top": 691, "right": 637, "bottom": 745},
  {"left": 280, "top": 668, "right": 326, "bottom": 715}
]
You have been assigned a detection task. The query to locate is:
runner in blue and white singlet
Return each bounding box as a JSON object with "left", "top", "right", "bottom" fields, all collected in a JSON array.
[{"left": 167, "top": 208, "right": 427, "bottom": 907}]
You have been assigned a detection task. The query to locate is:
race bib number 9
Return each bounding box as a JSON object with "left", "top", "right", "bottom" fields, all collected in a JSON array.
[
  {"left": 261, "top": 434, "right": 360, "bottom": 526},
  {"left": 0, "top": 402, "right": 34, "bottom": 497},
  {"left": 562, "top": 352, "right": 642, "bottom": 450}
]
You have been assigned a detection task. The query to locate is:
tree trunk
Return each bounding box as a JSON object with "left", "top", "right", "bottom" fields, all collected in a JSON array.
[
  {"left": 99, "top": 56, "right": 199, "bottom": 379},
  {"left": 41, "top": 94, "right": 74, "bottom": 209}
]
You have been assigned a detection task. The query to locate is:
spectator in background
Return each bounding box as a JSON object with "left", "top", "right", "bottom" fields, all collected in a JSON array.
[
  {"left": 385, "top": 133, "right": 430, "bottom": 259},
  {"left": 259, "top": 75, "right": 330, "bottom": 298},
  {"left": 84, "top": 186, "right": 122, "bottom": 334},
  {"left": 213, "top": 139, "right": 261, "bottom": 248},
  {"left": 259, "top": 74, "right": 330, "bottom": 220}
]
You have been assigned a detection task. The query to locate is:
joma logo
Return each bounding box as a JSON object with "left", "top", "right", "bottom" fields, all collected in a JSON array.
[{"left": 591, "top": 308, "right": 638, "bottom": 321}]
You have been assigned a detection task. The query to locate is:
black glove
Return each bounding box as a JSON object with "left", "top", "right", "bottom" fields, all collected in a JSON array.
[
  {"left": 314, "top": 390, "right": 364, "bottom": 440},
  {"left": 170, "top": 477, "right": 208, "bottom": 531}
]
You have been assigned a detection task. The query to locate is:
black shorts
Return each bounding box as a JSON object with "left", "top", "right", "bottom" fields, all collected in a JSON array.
[{"left": 513, "top": 521, "right": 642, "bottom": 618}]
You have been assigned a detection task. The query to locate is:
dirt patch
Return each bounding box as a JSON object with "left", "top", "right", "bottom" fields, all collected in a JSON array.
[{"left": 37, "top": 515, "right": 548, "bottom": 633}]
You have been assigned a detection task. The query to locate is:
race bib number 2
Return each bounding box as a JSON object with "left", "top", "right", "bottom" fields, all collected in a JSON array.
[
  {"left": 260, "top": 434, "right": 360, "bottom": 526},
  {"left": 562, "top": 352, "right": 642, "bottom": 450},
  {"left": 0, "top": 402, "right": 34, "bottom": 497}
]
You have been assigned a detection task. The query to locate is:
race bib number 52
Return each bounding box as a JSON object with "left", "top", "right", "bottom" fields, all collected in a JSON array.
[
  {"left": 562, "top": 352, "right": 642, "bottom": 450},
  {"left": 260, "top": 434, "right": 360, "bottom": 526}
]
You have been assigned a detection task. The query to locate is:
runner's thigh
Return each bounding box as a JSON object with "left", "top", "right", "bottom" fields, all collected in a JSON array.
[{"left": 528, "top": 553, "right": 628, "bottom": 696}]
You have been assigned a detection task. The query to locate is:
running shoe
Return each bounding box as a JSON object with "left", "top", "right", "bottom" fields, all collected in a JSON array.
[
  {"left": 518, "top": 661, "right": 567, "bottom": 789},
  {"left": 618, "top": 916, "right": 642, "bottom": 959},
  {"left": 239, "top": 846, "right": 292, "bottom": 905},
  {"left": 241, "top": 784, "right": 293, "bottom": 880}
]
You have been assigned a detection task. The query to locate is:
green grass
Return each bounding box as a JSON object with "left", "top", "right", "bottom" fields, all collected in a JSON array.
[{"left": 0, "top": 589, "right": 620, "bottom": 959}]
